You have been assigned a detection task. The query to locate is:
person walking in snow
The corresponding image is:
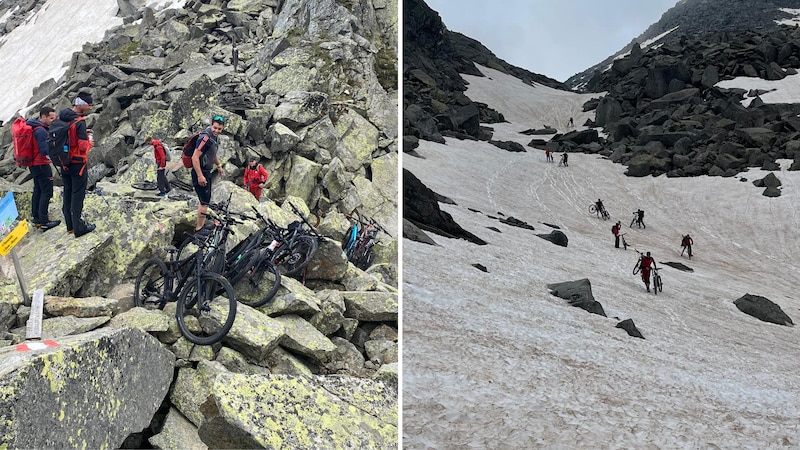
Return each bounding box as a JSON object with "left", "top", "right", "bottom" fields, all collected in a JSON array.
[
  {"left": 612, "top": 221, "right": 621, "bottom": 248},
  {"left": 559, "top": 152, "right": 568, "bottom": 167},
  {"left": 630, "top": 209, "right": 645, "bottom": 228},
  {"left": 681, "top": 234, "right": 694, "bottom": 259},
  {"left": 567, "top": 117, "right": 574, "bottom": 128},
  {"left": 545, "top": 148, "right": 554, "bottom": 163},
  {"left": 635, "top": 251, "right": 657, "bottom": 292}
]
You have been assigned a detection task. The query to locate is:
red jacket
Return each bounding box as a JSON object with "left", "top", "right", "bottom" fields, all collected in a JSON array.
[
  {"left": 612, "top": 224, "right": 620, "bottom": 236},
  {"left": 152, "top": 139, "right": 166, "bottom": 168},
  {"left": 243, "top": 164, "right": 269, "bottom": 187}
]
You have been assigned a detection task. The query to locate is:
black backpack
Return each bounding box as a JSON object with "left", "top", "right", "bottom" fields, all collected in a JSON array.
[{"left": 47, "top": 117, "right": 80, "bottom": 172}]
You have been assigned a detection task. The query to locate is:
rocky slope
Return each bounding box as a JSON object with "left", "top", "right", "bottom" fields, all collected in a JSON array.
[
  {"left": 565, "top": 0, "right": 800, "bottom": 90},
  {"left": 0, "top": 0, "right": 398, "bottom": 447}
]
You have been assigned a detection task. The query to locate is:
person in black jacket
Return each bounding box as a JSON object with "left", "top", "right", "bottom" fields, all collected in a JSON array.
[
  {"left": 28, "top": 107, "right": 61, "bottom": 231},
  {"left": 191, "top": 115, "right": 225, "bottom": 236},
  {"left": 57, "top": 92, "right": 95, "bottom": 237}
]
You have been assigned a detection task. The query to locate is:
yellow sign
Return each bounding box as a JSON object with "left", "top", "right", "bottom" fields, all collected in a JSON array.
[{"left": 0, "top": 219, "right": 28, "bottom": 256}]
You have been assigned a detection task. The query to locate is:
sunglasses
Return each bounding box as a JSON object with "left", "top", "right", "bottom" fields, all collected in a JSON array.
[{"left": 213, "top": 115, "right": 225, "bottom": 123}]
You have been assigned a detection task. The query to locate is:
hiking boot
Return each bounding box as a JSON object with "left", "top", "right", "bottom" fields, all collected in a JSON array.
[
  {"left": 194, "top": 226, "right": 212, "bottom": 238},
  {"left": 74, "top": 223, "right": 96, "bottom": 238},
  {"left": 40, "top": 220, "right": 62, "bottom": 231},
  {"left": 158, "top": 192, "right": 167, "bottom": 197}
]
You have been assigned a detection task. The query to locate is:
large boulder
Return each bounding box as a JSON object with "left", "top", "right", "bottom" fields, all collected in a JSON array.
[
  {"left": 0, "top": 328, "right": 174, "bottom": 449},
  {"left": 547, "top": 279, "right": 606, "bottom": 317},
  {"left": 733, "top": 294, "right": 793, "bottom": 326}
]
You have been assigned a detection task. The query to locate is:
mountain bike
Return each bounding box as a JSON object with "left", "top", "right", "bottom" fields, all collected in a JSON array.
[
  {"left": 651, "top": 267, "right": 663, "bottom": 294},
  {"left": 177, "top": 196, "right": 240, "bottom": 275},
  {"left": 343, "top": 211, "right": 391, "bottom": 270},
  {"left": 619, "top": 232, "right": 629, "bottom": 250},
  {"left": 588, "top": 204, "right": 610, "bottom": 220},
  {"left": 133, "top": 234, "right": 237, "bottom": 345},
  {"left": 630, "top": 211, "right": 645, "bottom": 228}
]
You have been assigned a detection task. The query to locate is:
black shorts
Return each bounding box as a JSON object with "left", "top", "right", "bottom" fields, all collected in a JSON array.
[{"left": 191, "top": 170, "right": 212, "bottom": 205}]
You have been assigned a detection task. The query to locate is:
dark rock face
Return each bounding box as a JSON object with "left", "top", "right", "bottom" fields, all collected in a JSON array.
[
  {"left": 547, "top": 279, "right": 606, "bottom": 317},
  {"left": 499, "top": 216, "right": 535, "bottom": 230},
  {"left": 616, "top": 318, "right": 644, "bottom": 339},
  {"left": 489, "top": 140, "right": 526, "bottom": 152},
  {"left": 662, "top": 261, "right": 693, "bottom": 272},
  {"left": 472, "top": 263, "right": 488, "bottom": 272},
  {"left": 403, "top": 169, "right": 487, "bottom": 245},
  {"left": 403, "top": 0, "right": 561, "bottom": 141},
  {"left": 537, "top": 230, "right": 568, "bottom": 247},
  {"left": 733, "top": 294, "right": 793, "bottom": 326},
  {"left": 567, "top": 25, "right": 800, "bottom": 180}
]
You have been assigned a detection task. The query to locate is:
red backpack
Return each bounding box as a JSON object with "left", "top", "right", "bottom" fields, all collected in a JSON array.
[
  {"left": 11, "top": 116, "right": 42, "bottom": 167},
  {"left": 181, "top": 132, "right": 202, "bottom": 168}
]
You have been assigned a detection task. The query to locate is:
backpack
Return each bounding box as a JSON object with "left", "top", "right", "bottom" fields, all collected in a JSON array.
[
  {"left": 181, "top": 132, "right": 202, "bottom": 168},
  {"left": 47, "top": 117, "right": 81, "bottom": 172},
  {"left": 11, "top": 117, "right": 42, "bottom": 167}
]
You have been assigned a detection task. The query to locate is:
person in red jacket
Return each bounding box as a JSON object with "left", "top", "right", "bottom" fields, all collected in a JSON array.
[
  {"left": 145, "top": 136, "right": 171, "bottom": 196},
  {"left": 28, "top": 106, "right": 61, "bottom": 231},
  {"left": 57, "top": 91, "right": 95, "bottom": 237},
  {"left": 637, "top": 251, "right": 657, "bottom": 292},
  {"left": 243, "top": 155, "right": 269, "bottom": 201},
  {"left": 681, "top": 234, "right": 694, "bottom": 259},
  {"left": 612, "top": 221, "right": 621, "bottom": 248}
]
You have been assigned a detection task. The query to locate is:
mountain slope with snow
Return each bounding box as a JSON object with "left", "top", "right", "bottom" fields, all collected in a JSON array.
[{"left": 402, "top": 65, "right": 800, "bottom": 447}]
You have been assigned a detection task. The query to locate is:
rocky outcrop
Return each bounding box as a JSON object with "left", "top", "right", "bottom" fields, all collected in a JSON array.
[
  {"left": 0, "top": 328, "right": 174, "bottom": 449},
  {"left": 0, "top": 0, "right": 398, "bottom": 447},
  {"left": 547, "top": 279, "right": 606, "bottom": 317},
  {"left": 568, "top": 26, "right": 800, "bottom": 180},
  {"left": 733, "top": 293, "right": 793, "bottom": 326}
]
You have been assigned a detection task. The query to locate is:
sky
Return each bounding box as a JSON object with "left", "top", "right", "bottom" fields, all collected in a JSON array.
[
  {"left": 402, "top": 66, "right": 800, "bottom": 447},
  {"left": 425, "top": 0, "right": 680, "bottom": 82}
]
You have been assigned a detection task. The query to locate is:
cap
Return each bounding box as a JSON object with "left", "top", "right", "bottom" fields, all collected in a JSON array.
[
  {"left": 248, "top": 155, "right": 258, "bottom": 162},
  {"left": 75, "top": 92, "right": 93, "bottom": 106}
]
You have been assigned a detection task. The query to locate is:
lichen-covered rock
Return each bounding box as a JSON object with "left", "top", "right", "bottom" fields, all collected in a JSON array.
[
  {"left": 0, "top": 328, "right": 174, "bottom": 449},
  {"left": 342, "top": 291, "right": 398, "bottom": 321},
  {"left": 223, "top": 302, "right": 285, "bottom": 363},
  {"left": 196, "top": 372, "right": 397, "bottom": 449},
  {"left": 273, "top": 314, "right": 338, "bottom": 364},
  {"left": 11, "top": 315, "right": 110, "bottom": 340},
  {"left": 44, "top": 295, "right": 119, "bottom": 318},
  {"left": 104, "top": 307, "right": 171, "bottom": 332},
  {"left": 148, "top": 407, "right": 208, "bottom": 450}
]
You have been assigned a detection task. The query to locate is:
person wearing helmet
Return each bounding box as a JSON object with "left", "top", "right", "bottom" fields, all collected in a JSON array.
[{"left": 243, "top": 155, "right": 269, "bottom": 201}]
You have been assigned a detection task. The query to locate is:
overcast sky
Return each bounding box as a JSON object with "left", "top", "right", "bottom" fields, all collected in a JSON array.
[{"left": 425, "top": 0, "right": 680, "bottom": 82}]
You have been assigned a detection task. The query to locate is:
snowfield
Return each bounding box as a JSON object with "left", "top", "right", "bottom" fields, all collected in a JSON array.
[{"left": 402, "top": 65, "right": 800, "bottom": 448}]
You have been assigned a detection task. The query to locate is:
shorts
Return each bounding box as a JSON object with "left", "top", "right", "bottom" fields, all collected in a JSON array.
[{"left": 191, "top": 170, "right": 212, "bottom": 205}]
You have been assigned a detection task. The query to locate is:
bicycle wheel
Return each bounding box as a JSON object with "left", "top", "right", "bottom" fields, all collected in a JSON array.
[
  {"left": 176, "top": 273, "right": 237, "bottom": 346},
  {"left": 588, "top": 205, "right": 597, "bottom": 214},
  {"left": 237, "top": 251, "right": 282, "bottom": 307},
  {"left": 227, "top": 248, "right": 262, "bottom": 285},
  {"left": 354, "top": 245, "right": 375, "bottom": 270},
  {"left": 602, "top": 210, "right": 610, "bottom": 220},
  {"left": 656, "top": 274, "right": 663, "bottom": 293},
  {"left": 281, "top": 235, "right": 318, "bottom": 276},
  {"left": 632, "top": 264, "right": 640, "bottom": 275},
  {"left": 134, "top": 258, "right": 170, "bottom": 310}
]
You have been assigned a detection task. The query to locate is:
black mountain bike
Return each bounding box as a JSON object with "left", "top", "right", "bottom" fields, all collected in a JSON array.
[
  {"left": 619, "top": 232, "right": 629, "bottom": 250},
  {"left": 652, "top": 267, "right": 663, "bottom": 294},
  {"left": 589, "top": 204, "right": 610, "bottom": 220},
  {"left": 134, "top": 235, "right": 237, "bottom": 345}
]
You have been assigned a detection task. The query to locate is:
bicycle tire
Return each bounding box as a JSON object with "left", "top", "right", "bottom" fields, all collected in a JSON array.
[
  {"left": 632, "top": 265, "right": 640, "bottom": 275},
  {"left": 134, "top": 258, "right": 170, "bottom": 310},
  {"left": 602, "top": 210, "right": 610, "bottom": 220},
  {"left": 656, "top": 274, "right": 663, "bottom": 293},
  {"left": 176, "top": 273, "right": 237, "bottom": 346},
  {"left": 238, "top": 252, "right": 282, "bottom": 307},
  {"left": 227, "top": 248, "right": 262, "bottom": 286},
  {"left": 588, "top": 205, "right": 597, "bottom": 214},
  {"left": 281, "top": 235, "right": 318, "bottom": 276}
]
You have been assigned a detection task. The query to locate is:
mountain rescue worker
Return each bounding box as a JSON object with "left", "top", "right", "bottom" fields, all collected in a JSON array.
[
  {"left": 638, "top": 251, "right": 657, "bottom": 292},
  {"left": 612, "top": 221, "right": 621, "bottom": 248},
  {"left": 243, "top": 155, "right": 269, "bottom": 201},
  {"left": 58, "top": 92, "right": 95, "bottom": 237},
  {"left": 192, "top": 115, "right": 225, "bottom": 236},
  {"left": 29, "top": 106, "right": 61, "bottom": 231},
  {"left": 681, "top": 234, "right": 694, "bottom": 259},
  {"left": 146, "top": 136, "right": 171, "bottom": 197}
]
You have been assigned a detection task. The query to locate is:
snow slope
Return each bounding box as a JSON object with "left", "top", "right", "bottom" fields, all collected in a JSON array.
[
  {"left": 0, "top": 0, "right": 185, "bottom": 123},
  {"left": 402, "top": 65, "right": 800, "bottom": 448}
]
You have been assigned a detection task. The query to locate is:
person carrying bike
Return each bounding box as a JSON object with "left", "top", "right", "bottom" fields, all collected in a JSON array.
[
  {"left": 637, "top": 251, "right": 657, "bottom": 292},
  {"left": 631, "top": 209, "right": 645, "bottom": 228},
  {"left": 595, "top": 199, "right": 605, "bottom": 218},
  {"left": 681, "top": 234, "right": 694, "bottom": 259},
  {"left": 612, "top": 221, "right": 621, "bottom": 248}
]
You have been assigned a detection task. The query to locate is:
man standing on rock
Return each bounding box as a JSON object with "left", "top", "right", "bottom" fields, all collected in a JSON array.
[
  {"left": 28, "top": 106, "right": 61, "bottom": 231},
  {"left": 58, "top": 92, "right": 95, "bottom": 237},
  {"left": 145, "top": 136, "right": 171, "bottom": 197},
  {"left": 191, "top": 115, "right": 225, "bottom": 236}
]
